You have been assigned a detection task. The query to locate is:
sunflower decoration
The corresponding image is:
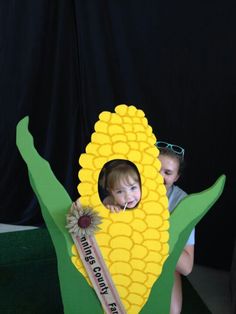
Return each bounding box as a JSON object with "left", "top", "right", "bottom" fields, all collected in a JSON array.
[
  {"left": 71, "top": 104, "right": 170, "bottom": 313},
  {"left": 66, "top": 201, "right": 102, "bottom": 237}
]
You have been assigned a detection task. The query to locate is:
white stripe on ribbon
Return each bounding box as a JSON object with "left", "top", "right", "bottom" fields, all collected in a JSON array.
[{"left": 72, "top": 234, "right": 126, "bottom": 314}]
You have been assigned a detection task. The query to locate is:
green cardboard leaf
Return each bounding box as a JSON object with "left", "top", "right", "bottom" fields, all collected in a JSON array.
[
  {"left": 16, "top": 117, "right": 102, "bottom": 314},
  {"left": 141, "top": 175, "right": 225, "bottom": 313}
]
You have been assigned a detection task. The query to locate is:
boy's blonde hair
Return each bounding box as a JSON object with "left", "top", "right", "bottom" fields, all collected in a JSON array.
[{"left": 99, "top": 160, "right": 141, "bottom": 192}]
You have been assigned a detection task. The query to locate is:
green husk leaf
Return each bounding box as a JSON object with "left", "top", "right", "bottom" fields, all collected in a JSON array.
[
  {"left": 141, "top": 175, "right": 225, "bottom": 313},
  {"left": 16, "top": 117, "right": 102, "bottom": 314}
]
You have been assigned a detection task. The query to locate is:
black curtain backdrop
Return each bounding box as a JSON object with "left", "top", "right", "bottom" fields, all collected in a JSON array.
[{"left": 1, "top": 0, "right": 235, "bottom": 270}]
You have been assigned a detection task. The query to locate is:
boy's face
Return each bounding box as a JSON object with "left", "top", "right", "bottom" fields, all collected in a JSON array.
[
  {"left": 159, "top": 154, "right": 180, "bottom": 191},
  {"left": 110, "top": 176, "right": 141, "bottom": 209}
]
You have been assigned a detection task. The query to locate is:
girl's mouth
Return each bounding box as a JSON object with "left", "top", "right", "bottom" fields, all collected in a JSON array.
[
  {"left": 127, "top": 201, "right": 135, "bottom": 208},
  {"left": 123, "top": 201, "right": 137, "bottom": 211}
]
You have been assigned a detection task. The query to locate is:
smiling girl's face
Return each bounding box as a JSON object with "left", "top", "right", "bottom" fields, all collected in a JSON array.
[
  {"left": 110, "top": 175, "right": 141, "bottom": 209},
  {"left": 159, "top": 154, "right": 180, "bottom": 191}
]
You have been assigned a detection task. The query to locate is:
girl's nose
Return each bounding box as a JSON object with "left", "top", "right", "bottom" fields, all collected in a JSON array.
[{"left": 125, "top": 193, "right": 131, "bottom": 201}]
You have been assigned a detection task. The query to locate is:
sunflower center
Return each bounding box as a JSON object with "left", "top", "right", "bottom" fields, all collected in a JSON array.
[{"left": 78, "top": 215, "right": 92, "bottom": 228}]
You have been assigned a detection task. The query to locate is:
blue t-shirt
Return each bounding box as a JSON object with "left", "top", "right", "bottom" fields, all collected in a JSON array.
[{"left": 167, "top": 185, "right": 195, "bottom": 246}]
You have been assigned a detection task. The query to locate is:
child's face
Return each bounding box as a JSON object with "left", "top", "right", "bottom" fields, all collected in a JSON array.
[
  {"left": 159, "top": 154, "right": 180, "bottom": 190},
  {"left": 110, "top": 176, "right": 141, "bottom": 209}
]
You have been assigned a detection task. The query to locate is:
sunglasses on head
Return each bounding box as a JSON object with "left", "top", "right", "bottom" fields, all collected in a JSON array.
[{"left": 156, "top": 141, "right": 185, "bottom": 157}]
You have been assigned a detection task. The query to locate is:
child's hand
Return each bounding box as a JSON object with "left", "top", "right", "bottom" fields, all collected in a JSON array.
[
  {"left": 103, "top": 196, "right": 121, "bottom": 213},
  {"left": 105, "top": 204, "right": 121, "bottom": 213}
]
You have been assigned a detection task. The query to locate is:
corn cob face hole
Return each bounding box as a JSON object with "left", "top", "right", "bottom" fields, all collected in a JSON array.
[{"left": 98, "top": 159, "right": 142, "bottom": 210}]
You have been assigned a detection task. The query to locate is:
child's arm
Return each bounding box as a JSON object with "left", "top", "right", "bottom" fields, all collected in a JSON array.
[{"left": 175, "top": 245, "right": 194, "bottom": 276}]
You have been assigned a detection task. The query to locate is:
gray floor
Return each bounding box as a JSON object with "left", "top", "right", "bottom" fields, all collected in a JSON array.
[
  {"left": 188, "top": 264, "right": 233, "bottom": 314},
  {"left": 0, "top": 224, "right": 234, "bottom": 314}
]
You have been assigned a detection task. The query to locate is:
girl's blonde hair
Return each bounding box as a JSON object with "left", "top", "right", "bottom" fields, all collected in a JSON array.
[{"left": 99, "top": 159, "right": 141, "bottom": 192}]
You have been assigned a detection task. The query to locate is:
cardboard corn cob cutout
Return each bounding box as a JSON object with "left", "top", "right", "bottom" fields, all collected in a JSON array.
[
  {"left": 73, "top": 105, "right": 169, "bottom": 313},
  {"left": 16, "top": 104, "right": 226, "bottom": 314}
]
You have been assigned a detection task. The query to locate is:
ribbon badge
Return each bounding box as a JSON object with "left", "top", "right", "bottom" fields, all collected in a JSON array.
[{"left": 66, "top": 202, "right": 126, "bottom": 314}]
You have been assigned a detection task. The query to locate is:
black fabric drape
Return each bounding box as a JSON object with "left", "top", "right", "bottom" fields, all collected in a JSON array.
[
  {"left": 1, "top": 0, "right": 81, "bottom": 225},
  {"left": 1, "top": 0, "right": 235, "bottom": 270}
]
